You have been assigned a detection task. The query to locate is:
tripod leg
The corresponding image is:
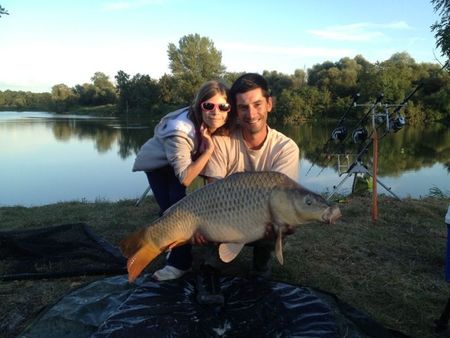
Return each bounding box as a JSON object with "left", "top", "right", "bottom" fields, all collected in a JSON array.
[
  {"left": 135, "top": 185, "right": 151, "bottom": 207},
  {"left": 374, "top": 178, "right": 401, "bottom": 200},
  {"left": 351, "top": 174, "right": 359, "bottom": 194},
  {"left": 327, "top": 173, "right": 353, "bottom": 200}
]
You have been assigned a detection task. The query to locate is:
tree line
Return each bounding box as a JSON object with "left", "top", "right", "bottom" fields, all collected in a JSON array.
[{"left": 0, "top": 34, "right": 449, "bottom": 124}]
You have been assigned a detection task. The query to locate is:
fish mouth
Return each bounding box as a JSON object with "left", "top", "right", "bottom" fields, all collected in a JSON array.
[{"left": 323, "top": 206, "right": 342, "bottom": 224}]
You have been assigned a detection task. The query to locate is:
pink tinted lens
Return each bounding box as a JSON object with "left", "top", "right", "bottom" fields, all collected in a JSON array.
[{"left": 201, "top": 102, "right": 230, "bottom": 112}]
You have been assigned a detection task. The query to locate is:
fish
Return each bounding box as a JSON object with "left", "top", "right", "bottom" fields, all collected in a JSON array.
[{"left": 120, "top": 171, "right": 341, "bottom": 282}]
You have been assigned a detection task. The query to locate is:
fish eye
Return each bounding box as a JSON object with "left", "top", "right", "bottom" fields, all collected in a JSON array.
[{"left": 305, "top": 195, "right": 313, "bottom": 206}]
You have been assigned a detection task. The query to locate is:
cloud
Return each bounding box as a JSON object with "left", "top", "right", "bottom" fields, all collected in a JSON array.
[
  {"left": 383, "top": 21, "right": 412, "bottom": 29},
  {"left": 218, "top": 41, "right": 357, "bottom": 75},
  {"left": 0, "top": 40, "right": 169, "bottom": 92},
  {"left": 219, "top": 42, "right": 355, "bottom": 58},
  {"left": 308, "top": 21, "right": 412, "bottom": 42}
]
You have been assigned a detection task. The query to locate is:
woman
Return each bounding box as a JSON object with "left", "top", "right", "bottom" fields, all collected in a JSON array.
[{"left": 132, "top": 80, "right": 235, "bottom": 281}]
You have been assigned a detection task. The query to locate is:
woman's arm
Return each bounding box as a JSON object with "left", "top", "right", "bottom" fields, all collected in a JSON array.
[
  {"left": 164, "top": 123, "right": 215, "bottom": 187},
  {"left": 181, "top": 123, "right": 214, "bottom": 186}
]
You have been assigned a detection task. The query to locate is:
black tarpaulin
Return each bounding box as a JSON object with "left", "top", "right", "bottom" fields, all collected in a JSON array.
[
  {"left": 0, "top": 223, "right": 126, "bottom": 280},
  {"left": 20, "top": 273, "right": 408, "bottom": 338}
]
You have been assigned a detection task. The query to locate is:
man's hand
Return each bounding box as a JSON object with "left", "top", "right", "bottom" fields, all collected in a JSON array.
[
  {"left": 191, "top": 230, "right": 209, "bottom": 245},
  {"left": 264, "top": 224, "right": 295, "bottom": 239},
  {"left": 191, "top": 224, "right": 295, "bottom": 245}
]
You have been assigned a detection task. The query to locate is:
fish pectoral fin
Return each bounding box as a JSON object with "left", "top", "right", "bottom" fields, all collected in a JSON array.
[
  {"left": 219, "top": 243, "right": 245, "bottom": 263},
  {"left": 127, "top": 244, "right": 160, "bottom": 283},
  {"left": 275, "top": 227, "right": 284, "bottom": 265}
]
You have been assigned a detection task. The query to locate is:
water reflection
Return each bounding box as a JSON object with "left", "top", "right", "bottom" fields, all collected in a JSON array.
[
  {"left": 0, "top": 111, "right": 449, "bottom": 206},
  {"left": 281, "top": 122, "right": 450, "bottom": 177}
]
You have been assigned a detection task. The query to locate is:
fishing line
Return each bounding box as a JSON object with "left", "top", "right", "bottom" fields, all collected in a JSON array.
[{"left": 305, "top": 93, "right": 359, "bottom": 176}]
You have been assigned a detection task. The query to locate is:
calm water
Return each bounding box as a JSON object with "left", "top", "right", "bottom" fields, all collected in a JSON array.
[{"left": 0, "top": 111, "right": 449, "bottom": 206}]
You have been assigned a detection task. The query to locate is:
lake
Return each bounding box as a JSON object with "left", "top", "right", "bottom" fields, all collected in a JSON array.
[{"left": 1, "top": 111, "right": 449, "bottom": 206}]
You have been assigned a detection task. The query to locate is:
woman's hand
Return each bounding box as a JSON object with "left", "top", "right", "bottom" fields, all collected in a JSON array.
[{"left": 200, "top": 123, "right": 214, "bottom": 155}]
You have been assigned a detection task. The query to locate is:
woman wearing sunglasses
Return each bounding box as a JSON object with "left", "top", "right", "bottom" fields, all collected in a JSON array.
[{"left": 132, "top": 80, "right": 235, "bottom": 281}]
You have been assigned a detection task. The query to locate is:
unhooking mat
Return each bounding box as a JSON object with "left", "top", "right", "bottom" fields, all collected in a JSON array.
[
  {"left": 19, "top": 273, "right": 409, "bottom": 338},
  {"left": 0, "top": 223, "right": 126, "bottom": 280}
]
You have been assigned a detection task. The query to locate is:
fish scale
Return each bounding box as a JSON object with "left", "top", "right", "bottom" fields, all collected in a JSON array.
[{"left": 120, "top": 171, "right": 341, "bottom": 282}]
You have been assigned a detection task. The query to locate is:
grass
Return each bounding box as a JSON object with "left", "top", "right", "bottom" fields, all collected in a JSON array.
[{"left": 0, "top": 194, "right": 449, "bottom": 338}]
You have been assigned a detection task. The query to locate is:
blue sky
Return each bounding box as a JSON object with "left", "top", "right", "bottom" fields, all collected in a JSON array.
[{"left": 0, "top": 0, "right": 443, "bottom": 92}]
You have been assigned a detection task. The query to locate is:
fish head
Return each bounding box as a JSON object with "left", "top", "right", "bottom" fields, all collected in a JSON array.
[
  {"left": 270, "top": 187, "right": 341, "bottom": 226},
  {"left": 292, "top": 189, "right": 341, "bottom": 224}
]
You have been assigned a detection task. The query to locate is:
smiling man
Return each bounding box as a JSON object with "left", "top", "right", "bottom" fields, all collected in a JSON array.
[{"left": 203, "top": 73, "right": 300, "bottom": 277}]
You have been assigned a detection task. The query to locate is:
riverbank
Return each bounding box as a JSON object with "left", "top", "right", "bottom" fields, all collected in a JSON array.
[{"left": 1, "top": 195, "right": 450, "bottom": 337}]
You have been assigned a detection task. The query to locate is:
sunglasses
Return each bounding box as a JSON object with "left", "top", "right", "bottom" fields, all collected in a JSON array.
[{"left": 201, "top": 101, "right": 231, "bottom": 112}]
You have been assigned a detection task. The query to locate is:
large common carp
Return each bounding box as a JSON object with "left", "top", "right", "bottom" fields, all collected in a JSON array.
[{"left": 120, "top": 171, "right": 341, "bottom": 282}]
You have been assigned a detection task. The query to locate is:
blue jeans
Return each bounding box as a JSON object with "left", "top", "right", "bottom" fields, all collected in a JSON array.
[
  {"left": 446, "top": 224, "right": 450, "bottom": 282},
  {"left": 146, "top": 167, "right": 192, "bottom": 270}
]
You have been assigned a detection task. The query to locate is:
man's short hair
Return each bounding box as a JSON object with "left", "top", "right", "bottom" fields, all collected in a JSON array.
[{"left": 230, "top": 73, "right": 271, "bottom": 102}]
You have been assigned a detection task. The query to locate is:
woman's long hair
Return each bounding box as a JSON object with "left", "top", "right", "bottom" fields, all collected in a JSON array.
[{"left": 188, "top": 80, "right": 236, "bottom": 136}]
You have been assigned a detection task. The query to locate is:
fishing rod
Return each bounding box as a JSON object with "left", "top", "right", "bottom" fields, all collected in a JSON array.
[
  {"left": 313, "top": 93, "right": 382, "bottom": 177},
  {"left": 355, "top": 58, "right": 449, "bottom": 160},
  {"left": 308, "top": 59, "right": 448, "bottom": 178},
  {"left": 349, "top": 93, "right": 384, "bottom": 145},
  {"left": 305, "top": 93, "right": 360, "bottom": 176},
  {"left": 351, "top": 75, "right": 429, "bottom": 164}
]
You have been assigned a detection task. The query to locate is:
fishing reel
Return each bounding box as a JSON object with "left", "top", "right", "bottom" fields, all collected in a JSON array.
[
  {"left": 352, "top": 127, "right": 368, "bottom": 144},
  {"left": 331, "top": 126, "right": 348, "bottom": 142},
  {"left": 388, "top": 115, "right": 406, "bottom": 132}
]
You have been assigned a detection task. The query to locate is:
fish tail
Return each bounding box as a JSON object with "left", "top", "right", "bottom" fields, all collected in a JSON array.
[
  {"left": 119, "top": 227, "right": 147, "bottom": 258},
  {"left": 127, "top": 243, "right": 161, "bottom": 282},
  {"left": 119, "top": 227, "right": 161, "bottom": 282}
]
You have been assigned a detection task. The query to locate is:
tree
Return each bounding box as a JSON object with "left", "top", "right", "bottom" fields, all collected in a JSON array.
[
  {"left": 306, "top": 57, "right": 360, "bottom": 98},
  {"left": 262, "top": 70, "right": 293, "bottom": 98},
  {"left": 0, "top": 5, "right": 8, "bottom": 17},
  {"left": 115, "top": 70, "right": 132, "bottom": 111},
  {"left": 158, "top": 73, "right": 180, "bottom": 104},
  {"left": 129, "top": 73, "right": 160, "bottom": 110},
  {"left": 168, "top": 34, "right": 225, "bottom": 103},
  {"left": 90, "top": 72, "right": 117, "bottom": 105},
  {"left": 115, "top": 71, "right": 160, "bottom": 112},
  {"left": 51, "top": 84, "right": 77, "bottom": 112},
  {"left": 74, "top": 83, "right": 97, "bottom": 105},
  {"left": 74, "top": 72, "right": 117, "bottom": 106},
  {"left": 431, "top": 0, "right": 450, "bottom": 62}
]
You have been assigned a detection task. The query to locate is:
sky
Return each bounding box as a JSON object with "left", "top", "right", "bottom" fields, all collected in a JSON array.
[{"left": 0, "top": 0, "right": 444, "bottom": 93}]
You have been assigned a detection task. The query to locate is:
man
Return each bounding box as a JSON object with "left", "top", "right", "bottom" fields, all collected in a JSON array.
[{"left": 202, "top": 73, "right": 299, "bottom": 276}]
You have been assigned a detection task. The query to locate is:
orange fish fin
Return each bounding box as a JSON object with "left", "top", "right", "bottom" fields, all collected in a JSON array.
[
  {"left": 119, "top": 228, "right": 147, "bottom": 258},
  {"left": 127, "top": 244, "right": 161, "bottom": 283},
  {"left": 219, "top": 243, "right": 245, "bottom": 263}
]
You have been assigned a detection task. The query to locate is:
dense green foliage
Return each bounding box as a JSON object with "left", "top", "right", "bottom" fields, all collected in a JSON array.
[
  {"left": 168, "top": 34, "right": 225, "bottom": 103},
  {"left": 1, "top": 34, "right": 449, "bottom": 125},
  {"left": 431, "top": 0, "right": 450, "bottom": 61}
]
